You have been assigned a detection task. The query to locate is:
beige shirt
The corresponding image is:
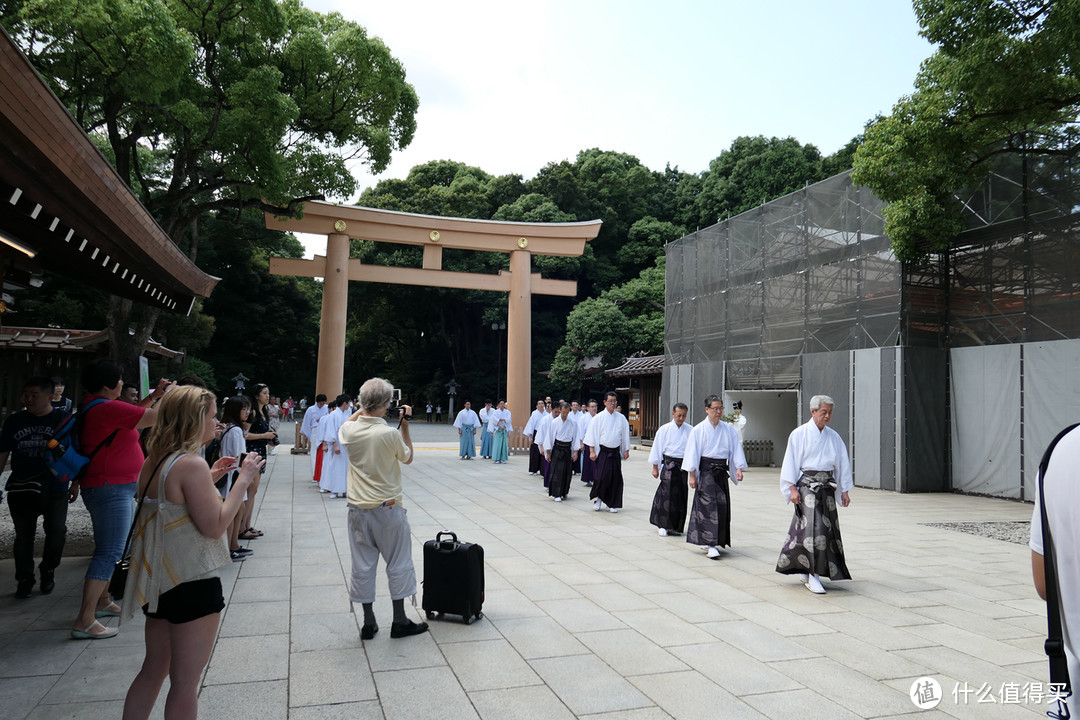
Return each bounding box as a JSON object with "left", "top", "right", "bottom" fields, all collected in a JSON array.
[{"left": 340, "top": 415, "right": 413, "bottom": 509}]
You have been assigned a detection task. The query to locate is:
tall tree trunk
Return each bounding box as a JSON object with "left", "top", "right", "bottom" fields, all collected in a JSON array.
[{"left": 106, "top": 295, "right": 161, "bottom": 380}]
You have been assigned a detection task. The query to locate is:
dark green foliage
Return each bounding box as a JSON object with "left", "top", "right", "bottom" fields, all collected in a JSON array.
[{"left": 853, "top": 0, "right": 1080, "bottom": 261}]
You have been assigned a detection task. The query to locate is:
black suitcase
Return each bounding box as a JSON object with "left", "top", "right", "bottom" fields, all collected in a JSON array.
[{"left": 422, "top": 531, "right": 484, "bottom": 624}]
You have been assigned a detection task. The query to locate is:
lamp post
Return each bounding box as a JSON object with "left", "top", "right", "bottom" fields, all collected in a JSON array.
[
  {"left": 491, "top": 321, "right": 506, "bottom": 400},
  {"left": 447, "top": 379, "right": 458, "bottom": 423}
]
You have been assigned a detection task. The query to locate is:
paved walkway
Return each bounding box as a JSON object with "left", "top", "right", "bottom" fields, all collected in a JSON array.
[{"left": 0, "top": 430, "right": 1050, "bottom": 719}]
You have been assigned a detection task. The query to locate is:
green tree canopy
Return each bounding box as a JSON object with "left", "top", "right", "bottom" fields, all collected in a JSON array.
[
  {"left": 2, "top": 0, "right": 418, "bottom": 370},
  {"left": 852, "top": 0, "right": 1080, "bottom": 261}
]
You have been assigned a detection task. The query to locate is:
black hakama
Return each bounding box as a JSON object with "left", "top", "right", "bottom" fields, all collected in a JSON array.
[
  {"left": 589, "top": 445, "right": 624, "bottom": 509},
  {"left": 528, "top": 442, "right": 542, "bottom": 473},
  {"left": 581, "top": 444, "right": 596, "bottom": 484},
  {"left": 547, "top": 440, "right": 574, "bottom": 498},
  {"left": 775, "top": 471, "right": 851, "bottom": 580},
  {"left": 650, "top": 454, "right": 689, "bottom": 533},
  {"left": 686, "top": 457, "right": 731, "bottom": 548}
]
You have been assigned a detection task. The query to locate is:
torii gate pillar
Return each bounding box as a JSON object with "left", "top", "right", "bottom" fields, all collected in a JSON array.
[
  {"left": 506, "top": 250, "right": 531, "bottom": 424},
  {"left": 266, "top": 203, "right": 601, "bottom": 423},
  {"left": 316, "top": 232, "right": 350, "bottom": 400}
]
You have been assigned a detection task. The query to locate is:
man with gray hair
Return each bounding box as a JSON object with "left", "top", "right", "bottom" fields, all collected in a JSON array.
[
  {"left": 339, "top": 378, "right": 428, "bottom": 639},
  {"left": 775, "top": 394, "right": 853, "bottom": 594}
]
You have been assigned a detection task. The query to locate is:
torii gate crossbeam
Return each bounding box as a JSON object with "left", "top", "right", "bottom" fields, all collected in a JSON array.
[{"left": 265, "top": 202, "right": 600, "bottom": 423}]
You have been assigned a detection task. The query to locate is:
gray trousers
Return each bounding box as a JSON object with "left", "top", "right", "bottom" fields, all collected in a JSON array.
[{"left": 347, "top": 505, "right": 417, "bottom": 603}]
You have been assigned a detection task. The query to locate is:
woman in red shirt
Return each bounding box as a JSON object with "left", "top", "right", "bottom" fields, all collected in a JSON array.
[{"left": 69, "top": 360, "right": 172, "bottom": 640}]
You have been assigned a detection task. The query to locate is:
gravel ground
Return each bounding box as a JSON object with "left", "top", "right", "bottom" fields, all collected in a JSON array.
[
  {"left": 0, "top": 487, "right": 96, "bottom": 560},
  {"left": 922, "top": 520, "right": 1031, "bottom": 545}
]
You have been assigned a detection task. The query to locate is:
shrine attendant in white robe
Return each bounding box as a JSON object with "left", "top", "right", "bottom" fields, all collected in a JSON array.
[
  {"left": 578, "top": 400, "right": 597, "bottom": 485},
  {"left": 728, "top": 401, "right": 747, "bottom": 444},
  {"left": 648, "top": 403, "right": 692, "bottom": 536},
  {"left": 543, "top": 403, "right": 580, "bottom": 500},
  {"left": 681, "top": 395, "right": 747, "bottom": 559},
  {"left": 301, "top": 395, "right": 328, "bottom": 480},
  {"left": 775, "top": 394, "right": 852, "bottom": 594},
  {"left": 522, "top": 401, "right": 546, "bottom": 474},
  {"left": 489, "top": 401, "right": 511, "bottom": 463},
  {"left": 319, "top": 395, "right": 352, "bottom": 498},
  {"left": 536, "top": 409, "right": 556, "bottom": 487},
  {"left": 310, "top": 401, "right": 333, "bottom": 486},
  {"left": 453, "top": 402, "right": 480, "bottom": 459},
  {"left": 583, "top": 392, "right": 630, "bottom": 512},
  {"left": 478, "top": 401, "right": 493, "bottom": 459}
]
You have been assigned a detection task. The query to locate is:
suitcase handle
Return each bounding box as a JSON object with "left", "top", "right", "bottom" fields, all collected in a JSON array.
[{"left": 435, "top": 530, "right": 459, "bottom": 551}]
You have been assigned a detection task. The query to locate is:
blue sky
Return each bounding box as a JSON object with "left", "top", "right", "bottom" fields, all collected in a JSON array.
[{"left": 306, "top": 0, "right": 933, "bottom": 192}]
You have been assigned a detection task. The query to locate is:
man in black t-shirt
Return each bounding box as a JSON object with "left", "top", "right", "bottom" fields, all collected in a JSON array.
[{"left": 0, "top": 376, "right": 71, "bottom": 598}]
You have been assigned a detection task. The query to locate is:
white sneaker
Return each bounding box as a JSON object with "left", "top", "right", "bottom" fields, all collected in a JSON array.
[
  {"left": 706, "top": 546, "right": 721, "bottom": 559},
  {"left": 798, "top": 573, "right": 809, "bottom": 583},
  {"left": 658, "top": 528, "right": 668, "bottom": 537},
  {"left": 805, "top": 574, "right": 826, "bottom": 594},
  {"left": 593, "top": 499, "right": 602, "bottom": 511},
  {"left": 553, "top": 496, "right": 563, "bottom": 502},
  {"left": 609, "top": 508, "right": 619, "bottom": 513}
]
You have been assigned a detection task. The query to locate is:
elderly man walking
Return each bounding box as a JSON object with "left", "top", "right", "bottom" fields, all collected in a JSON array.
[
  {"left": 339, "top": 378, "right": 428, "bottom": 639},
  {"left": 682, "top": 395, "right": 747, "bottom": 559},
  {"left": 775, "top": 394, "right": 852, "bottom": 594}
]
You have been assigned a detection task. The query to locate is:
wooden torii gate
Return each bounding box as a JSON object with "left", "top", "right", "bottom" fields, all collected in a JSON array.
[{"left": 265, "top": 202, "right": 601, "bottom": 421}]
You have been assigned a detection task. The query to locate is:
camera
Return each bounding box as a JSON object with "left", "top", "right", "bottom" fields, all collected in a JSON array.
[{"left": 387, "top": 387, "right": 412, "bottom": 421}]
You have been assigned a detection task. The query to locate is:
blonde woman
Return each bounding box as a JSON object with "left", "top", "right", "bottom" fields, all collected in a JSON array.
[{"left": 121, "top": 386, "right": 263, "bottom": 720}]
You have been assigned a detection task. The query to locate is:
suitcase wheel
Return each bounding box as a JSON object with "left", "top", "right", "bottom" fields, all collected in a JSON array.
[
  {"left": 426, "top": 611, "right": 436, "bottom": 619},
  {"left": 465, "top": 611, "right": 482, "bottom": 625}
]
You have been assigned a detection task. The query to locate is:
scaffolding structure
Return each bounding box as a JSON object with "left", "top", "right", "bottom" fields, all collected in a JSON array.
[{"left": 664, "top": 144, "right": 1080, "bottom": 496}]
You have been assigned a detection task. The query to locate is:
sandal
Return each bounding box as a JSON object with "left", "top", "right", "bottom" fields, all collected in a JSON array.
[
  {"left": 245, "top": 528, "right": 264, "bottom": 537},
  {"left": 71, "top": 620, "right": 119, "bottom": 640},
  {"left": 239, "top": 529, "right": 262, "bottom": 540},
  {"left": 94, "top": 601, "right": 122, "bottom": 618}
]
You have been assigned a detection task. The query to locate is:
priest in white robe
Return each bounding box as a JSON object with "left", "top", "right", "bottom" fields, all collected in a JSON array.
[
  {"left": 488, "top": 400, "right": 512, "bottom": 463},
  {"left": 453, "top": 401, "right": 480, "bottom": 459},
  {"left": 775, "top": 394, "right": 852, "bottom": 594},
  {"left": 583, "top": 392, "right": 630, "bottom": 512},
  {"left": 543, "top": 402, "right": 580, "bottom": 501},
  {"left": 478, "top": 401, "right": 493, "bottom": 459},
  {"left": 522, "top": 400, "right": 546, "bottom": 474},
  {"left": 301, "top": 394, "right": 329, "bottom": 479},
  {"left": 681, "top": 395, "right": 747, "bottom": 559},
  {"left": 649, "top": 402, "right": 692, "bottom": 536},
  {"left": 319, "top": 394, "right": 352, "bottom": 498}
]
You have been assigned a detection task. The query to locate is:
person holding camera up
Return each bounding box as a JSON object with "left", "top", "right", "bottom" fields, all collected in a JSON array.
[
  {"left": 339, "top": 378, "right": 428, "bottom": 640},
  {"left": 241, "top": 383, "right": 276, "bottom": 540}
]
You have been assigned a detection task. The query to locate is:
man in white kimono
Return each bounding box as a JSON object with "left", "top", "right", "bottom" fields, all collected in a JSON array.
[
  {"left": 775, "top": 394, "right": 852, "bottom": 594},
  {"left": 453, "top": 401, "right": 480, "bottom": 459},
  {"left": 649, "top": 402, "right": 692, "bottom": 536},
  {"left": 319, "top": 394, "right": 352, "bottom": 498},
  {"left": 522, "top": 400, "right": 546, "bottom": 474},
  {"left": 478, "top": 400, "right": 493, "bottom": 459},
  {"left": 543, "top": 402, "right": 580, "bottom": 501},
  {"left": 583, "top": 392, "right": 630, "bottom": 512},
  {"left": 536, "top": 407, "right": 558, "bottom": 487},
  {"left": 682, "top": 395, "right": 748, "bottom": 559},
  {"left": 728, "top": 400, "right": 747, "bottom": 444},
  {"left": 488, "top": 400, "right": 512, "bottom": 463},
  {"left": 578, "top": 399, "right": 597, "bottom": 485}
]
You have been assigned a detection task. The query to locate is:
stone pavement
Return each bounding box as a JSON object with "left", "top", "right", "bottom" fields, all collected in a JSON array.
[{"left": 0, "top": 428, "right": 1050, "bottom": 719}]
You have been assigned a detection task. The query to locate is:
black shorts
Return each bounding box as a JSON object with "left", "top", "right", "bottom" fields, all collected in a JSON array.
[{"left": 143, "top": 577, "right": 225, "bottom": 624}]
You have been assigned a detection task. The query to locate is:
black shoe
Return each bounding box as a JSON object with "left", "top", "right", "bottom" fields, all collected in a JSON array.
[
  {"left": 361, "top": 623, "right": 378, "bottom": 640},
  {"left": 230, "top": 550, "right": 248, "bottom": 562},
  {"left": 40, "top": 571, "right": 55, "bottom": 595},
  {"left": 390, "top": 619, "right": 429, "bottom": 638},
  {"left": 14, "top": 580, "right": 34, "bottom": 599}
]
